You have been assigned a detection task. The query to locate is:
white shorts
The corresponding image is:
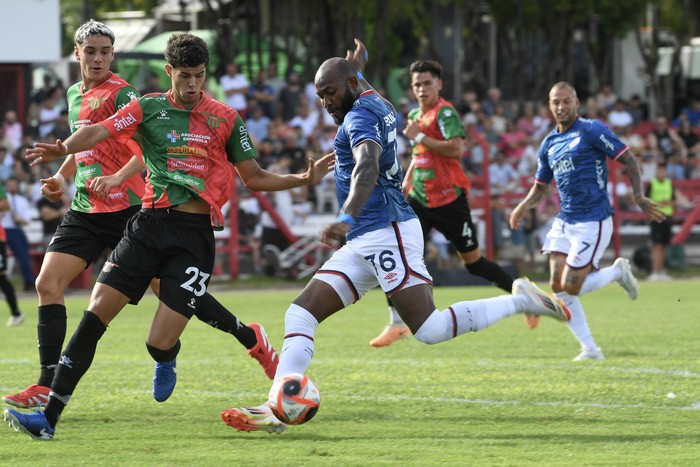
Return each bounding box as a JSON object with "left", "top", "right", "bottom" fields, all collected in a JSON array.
[
  {"left": 313, "top": 218, "right": 432, "bottom": 307},
  {"left": 541, "top": 216, "right": 612, "bottom": 270}
]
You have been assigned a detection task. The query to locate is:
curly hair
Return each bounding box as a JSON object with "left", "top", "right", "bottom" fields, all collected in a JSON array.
[
  {"left": 164, "top": 33, "right": 209, "bottom": 69},
  {"left": 74, "top": 19, "right": 115, "bottom": 46},
  {"left": 409, "top": 60, "right": 443, "bottom": 80}
]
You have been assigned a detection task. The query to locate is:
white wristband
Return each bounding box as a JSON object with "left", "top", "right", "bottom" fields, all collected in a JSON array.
[
  {"left": 414, "top": 132, "right": 426, "bottom": 144},
  {"left": 53, "top": 173, "right": 65, "bottom": 186}
]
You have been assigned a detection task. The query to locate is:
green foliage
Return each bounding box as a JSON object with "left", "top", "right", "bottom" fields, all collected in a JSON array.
[{"left": 1, "top": 280, "right": 699, "bottom": 465}]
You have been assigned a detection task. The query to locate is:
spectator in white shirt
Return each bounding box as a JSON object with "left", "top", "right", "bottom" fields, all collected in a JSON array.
[
  {"left": 219, "top": 63, "right": 250, "bottom": 119},
  {"left": 606, "top": 99, "right": 634, "bottom": 135}
]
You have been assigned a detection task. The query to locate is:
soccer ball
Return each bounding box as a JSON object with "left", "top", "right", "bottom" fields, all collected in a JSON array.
[{"left": 268, "top": 373, "right": 321, "bottom": 425}]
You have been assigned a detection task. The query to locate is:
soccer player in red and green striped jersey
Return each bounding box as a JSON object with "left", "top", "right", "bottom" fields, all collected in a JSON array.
[
  {"left": 12, "top": 31, "right": 331, "bottom": 440},
  {"left": 2, "top": 22, "right": 303, "bottom": 418},
  {"left": 371, "top": 60, "right": 519, "bottom": 348}
]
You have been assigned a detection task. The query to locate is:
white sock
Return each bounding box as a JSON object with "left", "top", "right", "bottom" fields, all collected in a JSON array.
[
  {"left": 274, "top": 304, "right": 318, "bottom": 381},
  {"left": 556, "top": 292, "right": 597, "bottom": 350},
  {"left": 413, "top": 296, "right": 516, "bottom": 344},
  {"left": 579, "top": 265, "right": 620, "bottom": 296},
  {"left": 388, "top": 305, "right": 405, "bottom": 326}
]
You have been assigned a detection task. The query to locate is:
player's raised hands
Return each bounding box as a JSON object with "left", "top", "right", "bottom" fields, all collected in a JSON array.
[
  {"left": 26, "top": 139, "right": 69, "bottom": 167},
  {"left": 345, "top": 38, "right": 368, "bottom": 72}
]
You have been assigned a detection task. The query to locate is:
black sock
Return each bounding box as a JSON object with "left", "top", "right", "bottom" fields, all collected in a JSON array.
[
  {"left": 146, "top": 340, "right": 181, "bottom": 362},
  {"left": 194, "top": 293, "right": 256, "bottom": 349},
  {"left": 44, "top": 311, "right": 106, "bottom": 427},
  {"left": 37, "top": 304, "right": 67, "bottom": 387},
  {"left": 0, "top": 274, "right": 20, "bottom": 315},
  {"left": 466, "top": 257, "right": 514, "bottom": 292}
]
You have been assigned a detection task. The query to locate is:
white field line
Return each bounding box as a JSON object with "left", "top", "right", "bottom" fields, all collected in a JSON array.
[{"left": 2, "top": 359, "right": 698, "bottom": 411}]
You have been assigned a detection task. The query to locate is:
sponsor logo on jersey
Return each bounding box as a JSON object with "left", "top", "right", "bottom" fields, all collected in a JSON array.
[
  {"left": 384, "top": 272, "right": 398, "bottom": 284},
  {"left": 552, "top": 157, "right": 575, "bottom": 176},
  {"left": 383, "top": 112, "right": 396, "bottom": 126},
  {"left": 111, "top": 112, "right": 137, "bottom": 131},
  {"left": 239, "top": 125, "right": 252, "bottom": 151},
  {"left": 202, "top": 112, "right": 227, "bottom": 129},
  {"left": 77, "top": 166, "right": 98, "bottom": 178},
  {"left": 173, "top": 172, "right": 203, "bottom": 188},
  {"left": 108, "top": 192, "right": 125, "bottom": 200},
  {"left": 599, "top": 133, "right": 614, "bottom": 151},
  {"left": 167, "top": 130, "right": 181, "bottom": 143},
  {"left": 87, "top": 96, "right": 108, "bottom": 110},
  {"left": 167, "top": 145, "right": 208, "bottom": 157},
  {"left": 178, "top": 133, "right": 211, "bottom": 144},
  {"left": 157, "top": 109, "right": 169, "bottom": 120},
  {"left": 168, "top": 157, "right": 206, "bottom": 173}
]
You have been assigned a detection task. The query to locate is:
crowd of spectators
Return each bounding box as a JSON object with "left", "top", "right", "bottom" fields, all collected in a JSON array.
[{"left": 3, "top": 68, "right": 699, "bottom": 279}]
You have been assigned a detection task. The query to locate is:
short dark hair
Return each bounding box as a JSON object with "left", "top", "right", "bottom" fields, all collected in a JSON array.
[
  {"left": 164, "top": 33, "right": 209, "bottom": 69},
  {"left": 409, "top": 60, "right": 442, "bottom": 80}
]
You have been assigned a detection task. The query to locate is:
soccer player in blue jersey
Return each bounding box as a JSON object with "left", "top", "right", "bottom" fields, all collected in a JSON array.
[
  {"left": 509, "top": 82, "right": 666, "bottom": 361},
  {"left": 221, "top": 40, "right": 573, "bottom": 433}
]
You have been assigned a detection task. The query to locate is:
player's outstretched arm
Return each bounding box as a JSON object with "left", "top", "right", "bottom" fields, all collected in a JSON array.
[
  {"left": 618, "top": 151, "right": 667, "bottom": 222},
  {"left": 509, "top": 182, "right": 550, "bottom": 230},
  {"left": 26, "top": 125, "right": 111, "bottom": 167},
  {"left": 236, "top": 152, "right": 334, "bottom": 192}
]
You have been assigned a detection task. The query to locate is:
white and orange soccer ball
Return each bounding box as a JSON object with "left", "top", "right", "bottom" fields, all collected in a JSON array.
[{"left": 268, "top": 373, "right": 321, "bottom": 425}]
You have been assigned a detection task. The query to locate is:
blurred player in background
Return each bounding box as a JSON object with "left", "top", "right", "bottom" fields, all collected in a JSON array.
[{"left": 510, "top": 82, "right": 666, "bottom": 361}]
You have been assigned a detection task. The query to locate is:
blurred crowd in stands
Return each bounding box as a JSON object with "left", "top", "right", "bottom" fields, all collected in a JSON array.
[{"left": 2, "top": 67, "right": 698, "bottom": 279}]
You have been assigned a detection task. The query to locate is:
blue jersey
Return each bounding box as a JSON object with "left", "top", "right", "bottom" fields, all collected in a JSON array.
[
  {"left": 536, "top": 117, "right": 627, "bottom": 223},
  {"left": 333, "top": 90, "right": 416, "bottom": 240}
]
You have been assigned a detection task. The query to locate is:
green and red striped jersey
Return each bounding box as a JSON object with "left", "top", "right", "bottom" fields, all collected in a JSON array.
[
  {"left": 407, "top": 97, "right": 470, "bottom": 208},
  {"left": 100, "top": 90, "right": 257, "bottom": 229},
  {"left": 66, "top": 72, "right": 144, "bottom": 213}
]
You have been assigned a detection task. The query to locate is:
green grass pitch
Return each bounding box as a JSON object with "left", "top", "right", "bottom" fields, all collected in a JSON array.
[{"left": 1, "top": 279, "right": 698, "bottom": 465}]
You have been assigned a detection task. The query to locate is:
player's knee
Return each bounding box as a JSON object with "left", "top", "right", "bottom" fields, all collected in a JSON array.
[
  {"left": 34, "top": 273, "right": 62, "bottom": 300},
  {"left": 562, "top": 282, "right": 581, "bottom": 296},
  {"left": 146, "top": 340, "right": 181, "bottom": 363},
  {"left": 413, "top": 309, "right": 451, "bottom": 345}
]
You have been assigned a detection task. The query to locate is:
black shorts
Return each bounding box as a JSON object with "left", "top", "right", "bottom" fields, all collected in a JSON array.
[
  {"left": 408, "top": 193, "right": 478, "bottom": 253},
  {"left": 97, "top": 208, "right": 214, "bottom": 318},
  {"left": 0, "top": 241, "right": 7, "bottom": 273},
  {"left": 650, "top": 219, "right": 672, "bottom": 245},
  {"left": 47, "top": 207, "right": 140, "bottom": 268}
]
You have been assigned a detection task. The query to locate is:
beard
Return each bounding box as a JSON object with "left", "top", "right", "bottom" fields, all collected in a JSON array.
[{"left": 331, "top": 86, "right": 357, "bottom": 124}]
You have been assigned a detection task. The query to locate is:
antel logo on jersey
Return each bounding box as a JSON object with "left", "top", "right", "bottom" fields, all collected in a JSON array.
[
  {"left": 239, "top": 125, "right": 252, "bottom": 152},
  {"left": 112, "top": 113, "right": 137, "bottom": 131}
]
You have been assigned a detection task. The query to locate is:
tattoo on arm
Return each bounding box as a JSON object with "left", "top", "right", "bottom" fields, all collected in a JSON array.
[
  {"left": 521, "top": 183, "right": 550, "bottom": 209},
  {"left": 342, "top": 141, "right": 380, "bottom": 218},
  {"left": 621, "top": 152, "right": 644, "bottom": 201}
]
